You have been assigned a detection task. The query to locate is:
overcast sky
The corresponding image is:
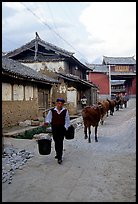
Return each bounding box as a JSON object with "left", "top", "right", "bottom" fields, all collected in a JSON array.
[{"left": 2, "top": 2, "right": 136, "bottom": 64}]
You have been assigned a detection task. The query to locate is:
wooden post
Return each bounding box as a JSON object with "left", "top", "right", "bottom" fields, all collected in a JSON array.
[{"left": 34, "top": 32, "right": 39, "bottom": 61}]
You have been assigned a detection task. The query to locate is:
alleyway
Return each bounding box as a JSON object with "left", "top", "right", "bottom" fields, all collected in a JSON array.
[{"left": 2, "top": 98, "right": 136, "bottom": 202}]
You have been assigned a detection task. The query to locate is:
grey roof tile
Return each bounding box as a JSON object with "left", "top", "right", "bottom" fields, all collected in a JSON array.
[
  {"left": 111, "top": 80, "right": 125, "bottom": 85},
  {"left": 5, "top": 33, "right": 90, "bottom": 70},
  {"left": 86, "top": 64, "right": 109, "bottom": 72},
  {"left": 103, "top": 56, "right": 136, "bottom": 65},
  {"left": 2, "top": 56, "right": 59, "bottom": 84},
  {"left": 58, "top": 73, "right": 98, "bottom": 88},
  {"left": 6, "top": 38, "right": 74, "bottom": 58}
]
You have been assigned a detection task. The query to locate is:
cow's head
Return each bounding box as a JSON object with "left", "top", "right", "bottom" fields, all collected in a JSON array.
[{"left": 98, "top": 103, "right": 104, "bottom": 114}]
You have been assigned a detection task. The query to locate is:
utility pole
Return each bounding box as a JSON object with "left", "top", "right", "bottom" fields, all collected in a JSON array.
[{"left": 108, "top": 65, "right": 111, "bottom": 98}]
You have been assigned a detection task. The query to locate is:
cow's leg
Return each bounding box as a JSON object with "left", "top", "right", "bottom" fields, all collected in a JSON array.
[
  {"left": 106, "top": 110, "right": 109, "bottom": 117},
  {"left": 110, "top": 107, "right": 114, "bottom": 115},
  {"left": 88, "top": 126, "right": 91, "bottom": 143},
  {"left": 95, "top": 126, "right": 98, "bottom": 142},
  {"left": 84, "top": 125, "right": 87, "bottom": 139},
  {"left": 100, "top": 117, "right": 104, "bottom": 125}
]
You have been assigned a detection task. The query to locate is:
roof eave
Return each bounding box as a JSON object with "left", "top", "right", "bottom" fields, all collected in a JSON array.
[{"left": 2, "top": 70, "right": 58, "bottom": 85}]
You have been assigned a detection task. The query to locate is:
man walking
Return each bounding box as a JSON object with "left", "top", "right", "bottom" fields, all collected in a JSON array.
[
  {"left": 44, "top": 98, "right": 70, "bottom": 164},
  {"left": 123, "top": 93, "right": 129, "bottom": 108},
  {"left": 81, "top": 95, "right": 87, "bottom": 108}
]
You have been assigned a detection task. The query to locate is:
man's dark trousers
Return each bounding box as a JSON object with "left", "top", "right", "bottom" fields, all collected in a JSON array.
[{"left": 52, "top": 125, "right": 66, "bottom": 160}]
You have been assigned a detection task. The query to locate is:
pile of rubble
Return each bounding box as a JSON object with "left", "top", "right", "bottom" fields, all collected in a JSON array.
[{"left": 2, "top": 146, "right": 34, "bottom": 184}]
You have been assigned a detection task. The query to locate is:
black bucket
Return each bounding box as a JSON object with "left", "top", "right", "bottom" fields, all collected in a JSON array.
[
  {"left": 38, "top": 139, "right": 51, "bottom": 155},
  {"left": 65, "top": 125, "right": 75, "bottom": 140}
]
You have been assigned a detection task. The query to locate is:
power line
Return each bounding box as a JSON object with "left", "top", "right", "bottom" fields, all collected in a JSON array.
[
  {"left": 46, "top": 2, "right": 57, "bottom": 30},
  {"left": 19, "top": 2, "right": 88, "bottom": 62}
]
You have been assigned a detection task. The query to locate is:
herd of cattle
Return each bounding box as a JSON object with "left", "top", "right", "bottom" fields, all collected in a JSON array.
[{"left": 82, "top": 97, "right": 127, "bottom": 143}]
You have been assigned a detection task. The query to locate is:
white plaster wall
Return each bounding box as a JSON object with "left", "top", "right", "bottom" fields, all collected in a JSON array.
[
  {"left": 2, "top": 83, "right": 12, "bottom": 101},
  {"left": 13, "top": 84, "right": 24, "bottom": 101},
  {"left": 22, "top": 61, "right": 69, "bottom": 73},
  {"left": 22, "top": 62, "right": 42, "bottom": 72},
  {"left": 33, "top": 86, "right": 38, "bottom": 99},
  {"left": 59, "top": 84, "right": 67, "bottom": 93},
  {"left": 25, "top": 86, "right": 34, "bottom": 100},
  {"left": 67, "top": 87, "right": 77, "bottom": 107},
  {"left": 44, "top": 61, "right": 65, "bottom": 72}
]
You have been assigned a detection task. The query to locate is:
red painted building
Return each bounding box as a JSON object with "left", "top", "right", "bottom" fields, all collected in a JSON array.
[
  {"left": 87, "top": 64, "right": 110, "bottom": 99},
  {"left": 125, "top": 77, "right": 136, "bottom": 96},
  {"left": 103, "top": 56, "right": 136, "bottom": 98},
  {"left": 86, "top": 56, "right": 136, "bottom": 99}
]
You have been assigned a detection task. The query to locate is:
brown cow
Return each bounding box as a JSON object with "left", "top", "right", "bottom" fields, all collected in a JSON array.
[
  {"left": 97, "top": 100, "right": 110, "bottom": 125},
  {"left": 82, "top": 104, "right": 102, "bottom": 143},
  {"left": 107, "top": 99, "right": 116, "bottom": 115}
]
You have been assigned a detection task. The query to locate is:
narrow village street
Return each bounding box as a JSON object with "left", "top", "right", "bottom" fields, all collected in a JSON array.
[{"left": 2, "top": 98, "right": 136, "bottom": 202}]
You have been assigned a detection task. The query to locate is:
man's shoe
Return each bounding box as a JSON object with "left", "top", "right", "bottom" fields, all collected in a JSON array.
[{"left": 58, "top": 159, "right": 62, "bottom": 164}]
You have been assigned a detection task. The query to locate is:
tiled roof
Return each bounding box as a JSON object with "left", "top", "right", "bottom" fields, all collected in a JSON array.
[
  {"left": 12, "top": 55, "right": 66, "bottom": 63},
  {"left": 111, "top": 80, "right": 125, "bottom": 85},
  {"left": 86, "top": 63, "right": 109, "bottom": 73},
  {"left": 6, "top": 36, "right": 74, "bottom": 59},
  {"left": 103, "top": 56, "right": 136, "bottom": 65},
  {"left": 2, "top": 56, "right": 59, "bottom": 84},
  {"left": 57, "top": 73, "right": 98, "bottom": 88},
  {"left": 5, "top": 33, "right": 90, "bottom": 71}
]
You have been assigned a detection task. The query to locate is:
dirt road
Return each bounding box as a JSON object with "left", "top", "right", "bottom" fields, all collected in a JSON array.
[{"left": 2, "top": 98, "right": 136, "bottom": 202}]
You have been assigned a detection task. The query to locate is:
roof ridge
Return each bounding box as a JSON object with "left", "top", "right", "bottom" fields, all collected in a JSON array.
[
  {"left": 6, "top": 35, "right": 74, "bottom": 57},
  {"left": 38, "top": 37, "right": 74, "bottom": 56},
  {"left": 103, "top": 56, "right": 135, "bottom": 59},
  {"left": 5, "top": 39, "right": 36, "bottom": 57}
]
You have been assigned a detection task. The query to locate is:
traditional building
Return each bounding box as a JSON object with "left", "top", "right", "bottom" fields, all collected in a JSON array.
[
  {"left": 87, "top": 56, "right": 136, "bottom": 99},
  {"left": 103, "top": 56, "right": 136, "bottom": 98},
  {"left": 111, "top": 80, "right": 126, "bottom": 99},
  {"left": 2, "top": 56, "right": 58, "bottom": 127},
  {"left": 6, "top": 32, "right": 98, "bottom": 113},
  {"left": 86, "top": 64, "right": 109, "bottom": 99}
]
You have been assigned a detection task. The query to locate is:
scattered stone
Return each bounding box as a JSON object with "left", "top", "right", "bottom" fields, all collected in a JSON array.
[{"left": 2, "top": 146, "right": 34, "bottom": 184}]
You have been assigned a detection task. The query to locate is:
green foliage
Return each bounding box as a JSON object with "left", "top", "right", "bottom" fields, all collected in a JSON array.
[{"left": 16, "top": 126, "right": 49, "bottom": 139}]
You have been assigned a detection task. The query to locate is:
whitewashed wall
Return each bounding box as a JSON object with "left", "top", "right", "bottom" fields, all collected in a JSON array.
[
  {"left": 67, "top": 87, "right": 77, "bottom": 107},
  {"left": 33, "top": 86, "right": 38, "bottom": 99},
  {"left": 25, "top": 86, "right": 34, "bottom": 100},
  {"left": 2, "top": 83, "right": 38, "bottom": 101},
  {"left": 22, "top": 61, "right": 69, "bottom": 73},
  {"left": 2, "top": 83, "right": 12, "bottom": 101},
  {"left": 22, "top": 62, "right": 43, "bottom": 72},
  {"left": 13, "top": 84, "right": 24, "bottom": 101}
]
